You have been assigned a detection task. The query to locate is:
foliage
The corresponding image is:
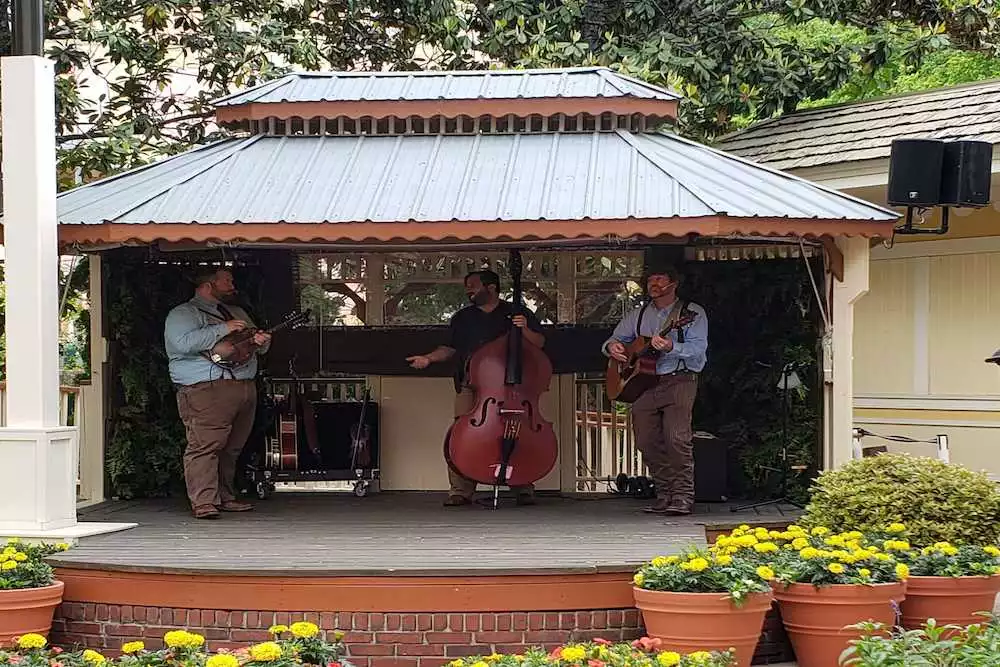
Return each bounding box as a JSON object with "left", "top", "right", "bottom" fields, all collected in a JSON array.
[
  {"left": 801, "top": 453, "right": 1000, "bottom": 546},
  {"left": 892, "top": 536, "right": 1000, "bottom": 577},
  {"left": 840, "top": 616, "right": 1000, "bottom": 666},
  {"left": 0, "top": 624, "right": 353, "bottom": 667},
  {"left": 0, "top": 539, "right": 69, "bottom": 590},
  {"left": 448, "top": 638, "right": 735, "bottom": 667},
  {"left": 632, "top": 546, "right": 773, "bottom": 605},
  {"left": 683, "top": 259, "right": 823, "bottom": 503}
]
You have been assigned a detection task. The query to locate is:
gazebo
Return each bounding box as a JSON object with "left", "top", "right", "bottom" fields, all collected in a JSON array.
[{"left": 0, "top": 65, "right": 902, "bottom": 662}]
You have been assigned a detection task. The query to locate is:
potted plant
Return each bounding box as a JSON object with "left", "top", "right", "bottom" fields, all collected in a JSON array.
[
  {"left": 888, "top": 532, "right": 1000, "bottom": 632},
  {"left": 840, "top": 616, "right": 1000, "bottom": 666},
  {"left": 632, "top": 543, "right": 774, "bottom": 667},
  {"left": 0, "top": 539, "right": 70, "bottom": 647},
  {"left": 764, "top": 525, "right": 909, "bottom": 667}
]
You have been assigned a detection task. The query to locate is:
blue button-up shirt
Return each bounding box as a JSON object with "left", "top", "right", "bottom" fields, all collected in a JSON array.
[
  {"left": 602, "top": 300, "right": 708, "bottom": 374},
  {"left": 164, "top": 295, "right": 265, "bottom": 385}
]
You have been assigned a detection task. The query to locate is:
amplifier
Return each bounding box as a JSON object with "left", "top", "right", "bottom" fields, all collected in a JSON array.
[{"left": 694, "top": 431, "right": 728, "bottom": 502}]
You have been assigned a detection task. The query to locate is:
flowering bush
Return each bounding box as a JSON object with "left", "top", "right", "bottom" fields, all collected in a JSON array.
[
  {"left": 709, "top": 524, "right": 908, "bottom": 587},
  {"left": 840, "top": 616, "right": 1000, "bottom": 666},
  {"left": 0, "top": 539, "right": 70, "bottom": 590},
  {"left": 448, "top": 638, "right": 734, "bottom": 667},
  {"left": 863, "top": 525, "right": 1000, "bottom": 577},
  {"left": 0, "top": 624, "right": 353, "bottom": 667},
  {"left": 632, "top": 545, "right": 773, "bottom": 605}
]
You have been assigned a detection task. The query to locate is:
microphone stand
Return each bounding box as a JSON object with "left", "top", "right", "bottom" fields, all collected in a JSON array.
[{"left": 732, "top": 360, "right": 807, "bottom": 512}]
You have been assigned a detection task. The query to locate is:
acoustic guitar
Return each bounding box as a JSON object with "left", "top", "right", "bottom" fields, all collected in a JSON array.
[
  {"left": 207, "top": 309, "right": 311, "bottom": 370},
  {"left": 605, "top": 310, "right": 698, "bottom": 403}
]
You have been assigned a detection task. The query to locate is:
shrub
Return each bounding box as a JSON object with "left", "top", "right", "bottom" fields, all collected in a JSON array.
[
  {"left": 840, "top": 616, "right": 1000, "bottom": 666},
  {"left": 0, "top": 539, "right": 70, "bottom": 590},
  {"left": 800, "top": 453, "right": 1000, "bottom": 546},
  {"left": 450, "top": 638, "right": 735, "bottom": 667}
]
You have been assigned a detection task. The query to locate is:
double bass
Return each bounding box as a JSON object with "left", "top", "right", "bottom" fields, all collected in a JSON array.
[{"left": 444, "top": 250, "right": 558, "bottom": 508}]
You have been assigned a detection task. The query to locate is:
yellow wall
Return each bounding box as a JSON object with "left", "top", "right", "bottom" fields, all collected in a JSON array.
[{"left": 849, "top": 189, "right": 1000, "bottom": 476}]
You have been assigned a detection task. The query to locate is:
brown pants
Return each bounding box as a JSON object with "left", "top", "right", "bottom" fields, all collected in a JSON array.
[
  {"left": 448, "top": 386, "right": 535, "bottom": 499},
  {"left": 631, "top": 374, "right": 698, "bottom": 507},
  {"left": 176, "top": 379, "right": 257, "bottom": 508}
]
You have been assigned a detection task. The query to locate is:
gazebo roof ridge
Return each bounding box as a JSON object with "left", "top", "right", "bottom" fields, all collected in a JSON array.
[{"left": 210, "top": 66, "right": 682, "bottom": 128}]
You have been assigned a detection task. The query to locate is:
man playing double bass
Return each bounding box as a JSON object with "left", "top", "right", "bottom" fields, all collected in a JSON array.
[
  {"left": 602, "top": 262, "right": 708, "bottom": 516},
  {"left": 407, "top": 270, "right": 545, "bottom": 507}
]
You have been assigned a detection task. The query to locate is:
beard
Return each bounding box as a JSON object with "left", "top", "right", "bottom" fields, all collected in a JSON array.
[{"left": 469, "top": 290, "right": 489, "bottom": 306}]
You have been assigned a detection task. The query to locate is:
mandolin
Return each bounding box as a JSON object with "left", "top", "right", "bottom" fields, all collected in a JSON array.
[
  {"left": 605, "top": 310, "right": 697, "bottom": 403},
  {"left": 207, "top": 309, "right": 311, "bottom": 370}
]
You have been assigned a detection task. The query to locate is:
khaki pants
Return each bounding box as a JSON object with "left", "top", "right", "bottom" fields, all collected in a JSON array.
[
  {"left": 631, "top": 374, "right": 698, "bottom": 507},
  {"left": 176, "top": 379, "right": 257, "bottom": 508},
  {"left": 448, "top": 386, "right": 535, "bottom": 499}
]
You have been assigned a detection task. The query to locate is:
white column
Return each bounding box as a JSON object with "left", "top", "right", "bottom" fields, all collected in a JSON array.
[
  {"left": 826, "top": 236, "right": 870, "bottom": 470},
  {"left": 0, "top": 56, "right": 133, "bottom": 539}
]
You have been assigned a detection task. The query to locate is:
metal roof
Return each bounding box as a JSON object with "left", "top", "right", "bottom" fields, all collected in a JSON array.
[
  {"left": 56, "top": 130, "right": 896, "bottom": 226},
  {"left": 211, "top": 67, "right": 681, "bottom": 107},
  {"left": 715, "top": 79, "right": 1000, "bottom": 171}
]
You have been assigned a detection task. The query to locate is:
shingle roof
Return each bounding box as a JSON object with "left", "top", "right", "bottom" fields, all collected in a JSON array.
[
  {"left": 715, "top": 79, "right": 1000, "bottom": 171},
  {"left": 55, "top": 130, "right": 895, "bottom": 227},
  {"left": 211, "top": 67, "right": 681, "bottom": 107}
]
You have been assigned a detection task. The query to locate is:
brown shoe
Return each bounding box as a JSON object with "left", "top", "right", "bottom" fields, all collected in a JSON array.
[
  {"left": 642, "top": 498, "right": 672, "bottom": 514},
  {"left": 193, "top": 504, "right": 220, "bottom": 519},
  {"left": 664, "top": 502, "right": 692, "bottom": 516},
  {"left": 218, "top": 500, "right": 253, "bottom": 512},
  {"left": 443, "top": 495, "right": 472, "bottom": 507}
]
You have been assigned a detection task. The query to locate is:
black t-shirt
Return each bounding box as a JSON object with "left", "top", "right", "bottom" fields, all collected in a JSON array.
[{"left": 448, "top": 300, "right": 544, "bottom": 391}]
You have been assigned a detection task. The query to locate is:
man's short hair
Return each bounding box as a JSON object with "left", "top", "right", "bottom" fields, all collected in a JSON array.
[
  {"left": 191, "top": 265, "right": 228, "bottom": 286},
  {"left": 644, "top": 263, "right": 681, "bottom": 284},
  {"left": 465, "top": 269, "right": 501, "bottom": 290}
]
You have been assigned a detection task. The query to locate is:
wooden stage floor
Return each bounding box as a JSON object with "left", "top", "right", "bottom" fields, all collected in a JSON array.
[{"left": 50, "top": 492, "right": 800, "bottom": 576}]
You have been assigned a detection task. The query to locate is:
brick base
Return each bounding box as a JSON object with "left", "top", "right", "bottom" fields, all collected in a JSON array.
[{"left": 51, "top": 603, "right": 794, "bottom": 666}]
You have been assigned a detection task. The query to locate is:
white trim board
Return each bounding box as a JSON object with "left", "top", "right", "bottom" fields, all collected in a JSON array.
[
  {"left": 871, "top": 236, "right": 1000, "bottom": 261},
  {"left": 855, "top": 395, "right": 1000, "bottom": 411},
  {"left": 855, "top": 417, "right": 1000, "bottom": 429}
]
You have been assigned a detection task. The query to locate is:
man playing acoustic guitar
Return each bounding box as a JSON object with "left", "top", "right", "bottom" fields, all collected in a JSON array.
[
  {"left": 164, "top": 267, "right": 271, "bottom": 520},
  {"left": 602, "top": 262, "right": 708, "bottom": 516}
]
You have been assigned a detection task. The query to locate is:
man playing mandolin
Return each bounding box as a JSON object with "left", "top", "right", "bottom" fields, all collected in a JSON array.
[
  {"left": 164, "top": 266, "right": 271, "bottom": 520},
  {"left": 602, "top": 261, "right": 708, "bottom": 516},
  {"left": 406, "top": 270, "right": 545, "bottom": 507}
]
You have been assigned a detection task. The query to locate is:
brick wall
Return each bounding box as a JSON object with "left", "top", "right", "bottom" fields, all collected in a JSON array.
[{"left": 50, "top": 603, "right": 793, "bottom": 666}]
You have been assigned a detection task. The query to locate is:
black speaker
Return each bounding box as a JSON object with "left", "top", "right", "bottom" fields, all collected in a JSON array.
[
  {"left": 887, "top": 138, "right": 944, "bottom": 206},
  {"left": 940, "top": 140, "right": 993, "bottom": 207},
  {"left": 693, "top": 432, "right": 728, "bottom": 502}
]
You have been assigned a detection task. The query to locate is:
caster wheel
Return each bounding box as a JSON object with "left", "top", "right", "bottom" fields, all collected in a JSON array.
[
  {"left": 354, "top": 481, "right": 369, "bottom": 497},
  {"left": 256, "top": 482, "right": 273, "bottom": 500}
]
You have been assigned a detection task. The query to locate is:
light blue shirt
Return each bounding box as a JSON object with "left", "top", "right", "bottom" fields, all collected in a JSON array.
[
  {"left": 602, "top": 300, "right": 708, "bottom": 374},
  {"left": 164, "top": 295, "right": 265, "bottom": 385}
]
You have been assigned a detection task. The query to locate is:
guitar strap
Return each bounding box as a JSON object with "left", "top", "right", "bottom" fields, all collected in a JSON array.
[
  {"left": 196, "top": 305, "right": 237, "bottom": 379},
  {"left": 637, "top": 299, "right": 690, "bottom": 372}
]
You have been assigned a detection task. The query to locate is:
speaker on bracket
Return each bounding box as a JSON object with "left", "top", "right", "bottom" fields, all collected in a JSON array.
[
  {"left": 887, "top": 138, "right": 945, "bottom": 207},
  {"left": 940, "top": 140, "right": 993, "bottom": 207}
]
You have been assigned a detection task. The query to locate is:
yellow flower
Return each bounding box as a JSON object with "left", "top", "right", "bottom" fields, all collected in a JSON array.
[
  {"left": 799, "top": 547, "right": 819, "bottom": 560},
  {"left": 651, "top": 556, "right": 670, "bottom": 567},
  {"left": 687, "top": 557, "right": 710, "bottom": 572},
  {"left": 656, "top": 651, "right": 681, "bottom": 666},
  {"left": 984, "top": 546, "right": 1000, "bottom": 557},
  {"left": 471, "top": 662, "right": 489, "bottom": 667},
  {"left": 753, "top": 542, "right": 779, "bottom": 554},
  {"left": 83, "top": 650, "right": 106, "bottom": 664},
  {"left": 164, "top": 630, "right": 205, "bottom": 649},
  {"left": 333, "top": 630, "right": 345, "bottom": 642},
  {"left": 756, "top": 566, "right": 775, "bottom": 580},
  {"left": 12, "top": 553, "right": 27, "bottom": 562},
  {"left": 686, "top": 652, "right": 714, "bottom": 664},
  {"left": 1, "top": 561, "right": 17, "bottom": 570},
  {"left": 633, "top": 572, "right": 645, "bottom": 587},
  {"left": 896, "top": 563, "right": 910, "bottom": 580},
  {"left": 16, "top": 634, "right": 47, "bottom": 650},
  {"left": 886, "top": 523, "right": 906, "bottom": 533},
  {"left": 55, "top": 543, "right": 70, "bottom": 551},
  {"left": 207, "top": 655, "right": 241, "bottom": 667},
  {"left": 791, "top": 537, "right": 809, "bottom": 550},
  {"left": 715, "top": 555, "right": 733, "bottom": 566},
  {"left": 859, "top": 568, "right": 872, "bottom": 578},
  {"left": 828, "top": 563, "right": 846, "bottom": 574},
  {"left": 121, "top": 641, "right": 145, "bottom": 654},
  {"left": 248, "top": 642, "right": 284, "bottom": 662},
  {"left": 810, "top": 527, "right": 829, "bottom": 536},
  {"left": 268, "top": 624, "right": 289, "bottom": 635},
  {"left": 449, "top": 661, "right": 464, "bottom": 667},
  {"left": 485, "top": 654, "right": 503, "bottom": 662},
  {"left": 559, "top": 646, "right": 587, "bottom": 662},
  {"left": 289, "top": 621, "right": 320, "bottom": 639}
]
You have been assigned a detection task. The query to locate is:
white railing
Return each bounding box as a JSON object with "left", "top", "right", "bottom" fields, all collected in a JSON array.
[{"left": 574, "top": 376, "right": 644, "bottom": 492}]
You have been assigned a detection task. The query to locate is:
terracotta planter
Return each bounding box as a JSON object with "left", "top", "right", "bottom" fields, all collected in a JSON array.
[
  {"left": 0, "top": 581, "right": 65, "bottom": 647},
  {"left": 900, "top": 575, "right": 1000, "bottom": 632},
  {"left": 633, "top": 587, "right": 773, "bottom": 667},
  {"left": 773, "top": 582, "right": 905, "bottom": 667}
]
